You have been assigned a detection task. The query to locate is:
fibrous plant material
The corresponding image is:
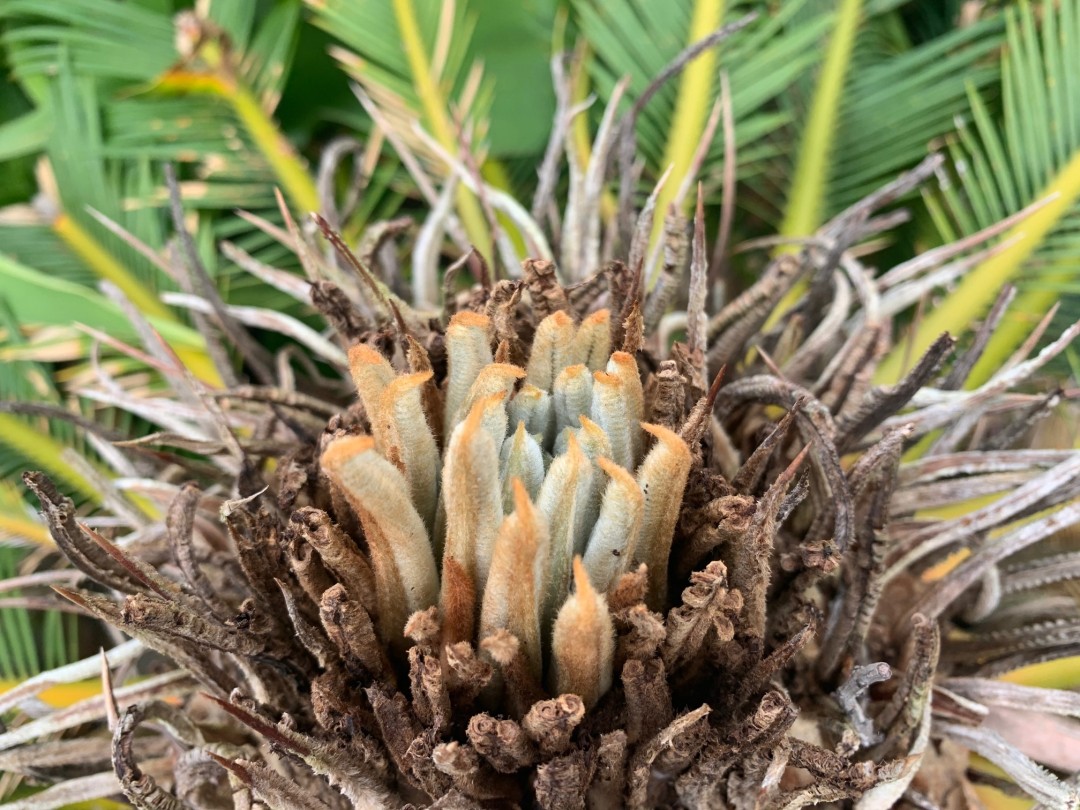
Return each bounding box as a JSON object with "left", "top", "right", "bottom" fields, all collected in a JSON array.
[{"left": 6, "top": 63, "right": 1080, "bottom": 810}]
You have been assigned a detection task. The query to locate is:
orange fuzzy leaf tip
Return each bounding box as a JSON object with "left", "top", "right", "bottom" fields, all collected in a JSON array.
[
  {"left": 448, "top": 310, "right": 491, "bottom": 329},
  {"left": 348, "top": 343, "right": 388, "bottom": 367},
  {"left": 583, "top": 309, "right": 610, "bottom": 325},
  {"left": 596, "top": 455, "right": 638, "bottom": 488},
  {"left": 572, "top": 556, "right": 593, "bottom": 599},
  {"left": 641, "top": 422, "right": 691, "bottom": 458},
  {"left": 511, "top": 477, "right": 531, "bottom": 514},
  {"left": 608, "top": 351, "right": 636, "bottom": 371},
  {"left": 320, "top": 435, "right": 376, "bottom": 469}
]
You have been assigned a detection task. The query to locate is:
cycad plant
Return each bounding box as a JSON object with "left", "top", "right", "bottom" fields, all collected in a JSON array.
[
  {"left": 0, "top": 0, "right": 1018, "bottom": 503},
  {"left": 4, "top": 2, "right": 1080, "bottom": 809},
  {"left": 6, "top": 97, "right": 1080, "bottom": 810}
]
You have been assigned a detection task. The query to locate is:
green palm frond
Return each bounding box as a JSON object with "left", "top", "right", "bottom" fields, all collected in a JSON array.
[
  {"left": 0, "top": 106, "right": 48, "bottom": 166},
  {"left": 0, "top": 546, "right": 40, "bottom": 682},
  {"left": 878, "top": 0, "right": 1080, "bottom": 386},
  {"left": 0, "top": 0, "right": 324, "bottom": 314},
  {"left": 307, "top": 0, "right": 496, "bottom": 257},
  {"left": 578, "top": 0, "right": 828, "bottom": 182},
  {"left": 576, "top": 0, "right": 1004, "bottom": 233},
  {"left": 0, "top": 1, "right": 335, "bottom": 682},
  {"left": 764, "top": 2, "right": 1004, "bottom": 323},
  {"left": 0, "top": 1, "right": 341, "bottom": 502},
  {"left": 828, "top": 13, "right": 1003, "bottom": 210},
  {"left": 0, "top": 299, "right": 80, "bottom": 688},
  {"left": 0, "top": 530, "right": 78, "bottom": 686},
  {"left": 779, "top": 0, "right": 864, "bottom": 242},
  {"left": 306, "top": 0, "right": 483, "bottom": 119},
  {"left": 468, "top": 0, "right": 557, "bottom": 158},
  {"left": 0, "top": 284, "right": 100, "bottom": 506}
]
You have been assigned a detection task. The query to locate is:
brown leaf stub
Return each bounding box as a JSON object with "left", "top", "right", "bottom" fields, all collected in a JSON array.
[
  {"left": 292, "top": 506, "right": 377, "bottom": 617},
  {"left": 523, "top": 258, "right": 570, "bottom": 320},
  {"left": 621, "top": 300, "right": 644, "bottom": 355},
  {"left": 733, "top": 442, "right": 811, "bottom": 643},
  {"left": 522, "top": 694, "right": 586, "bottom": 758},
  {"left": 486, "top": 280, "right": 527, "bottom": 366},
  {"left": 319, "top": 584, "right": 387, "bottom": 680},
  {"left": 409, "top": 646, "right": 451, "bottom": 732},
  {"left": 589, "top": 730, "right": 629, "bottom": 809},
  {"left": 467, "top": 713, "right": 538, "bottom": 773},
  {"left": 622, "top": 658, "right": 674, "bottom": 745},
  {"left": 627, "top": 705, "right": 711, "bottom": 809},
  {"left": 445, "top": 641, "right": 493, "bottom": 710},
  {"left": 309, "top": 279, "right": 369, "bottom": 342},
  {"left": 480, "top": 628, "right": 548, "bottom": 719},
  {"left": 663, "top": 561, "right": 742, "bottom": 675},
  {"left": 365, "top": 685, "right": 430, "bottom": 795},
  {"left": 649, "top": 359, "right": 689, "bottom": 431},
  {"left": 534, "top": 749, "right": 592, "bottom": 810},
  {"left": 614, "top": 602, "right": 667, "bottom": 671},
  {"left": 432, "top": 740, "right": 522, "bottom": 802}
]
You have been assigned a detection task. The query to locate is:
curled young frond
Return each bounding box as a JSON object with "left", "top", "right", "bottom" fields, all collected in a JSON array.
[
  {"left": 636, "top": 423, "right": 693, "bottom": 608},
  {"left": 321, "top": 436, "right": 439, "bottom": 642},
  {"left": 480, "top": 479, "right": 549, "bottom": 679},
  {"left": 550, "top": 558, "right": 616, "bottom": 709}
]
